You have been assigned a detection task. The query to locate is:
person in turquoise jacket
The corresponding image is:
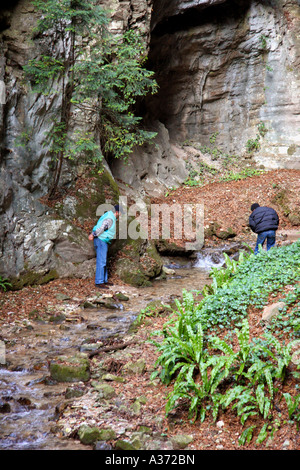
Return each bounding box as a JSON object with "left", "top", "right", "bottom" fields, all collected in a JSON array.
[{"left": 89, "top": 205, "right": 121, "bottom": 289}]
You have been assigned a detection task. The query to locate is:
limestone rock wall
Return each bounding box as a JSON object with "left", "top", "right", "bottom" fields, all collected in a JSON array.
[
  {"left": 0, "top": 0, "right": 144, "bottom": 282},
  {"left": 0, "top": 0, "right": 300, "bottom": 283},
  {"left": 147, "top": 0, "right": 300, "bottom": 169}
]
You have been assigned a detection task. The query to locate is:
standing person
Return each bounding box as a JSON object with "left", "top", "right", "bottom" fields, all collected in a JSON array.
[
  {"left": 89, "top": 205, "right": 121, "bottom": 289},
  {"left": 249, "top": 203, "right": 279, "bottom": 254}
]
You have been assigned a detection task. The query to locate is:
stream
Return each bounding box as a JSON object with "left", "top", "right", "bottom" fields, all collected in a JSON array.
[{"left": 0, "top": 250, "right": 225, "bottom": 450}]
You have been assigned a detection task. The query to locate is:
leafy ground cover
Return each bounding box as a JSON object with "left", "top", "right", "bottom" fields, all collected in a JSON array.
[{"left": 150, "top": 242, "right": 300, "bottom": 447}]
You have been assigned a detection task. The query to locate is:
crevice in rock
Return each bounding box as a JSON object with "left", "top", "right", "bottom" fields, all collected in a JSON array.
[
  {"left": 0, "top": 0, "right": 20, "bottom": 32},
  {"left": 146, "top": 0, "right": 253, "bottom": 144},
  {"left": 150, "top": 0, "right": 251, "bottom": 36},
  {"left": 145, "top": 0, "right": 299, "bottom": 163}
]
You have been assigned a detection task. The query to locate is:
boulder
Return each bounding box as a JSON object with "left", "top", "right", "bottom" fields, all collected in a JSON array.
[
  {"left": 115, "top": 239, "right": 163, "bottom": 286},
  {"left": 49, "top": 354, "right": 90, "bottom": 382}
]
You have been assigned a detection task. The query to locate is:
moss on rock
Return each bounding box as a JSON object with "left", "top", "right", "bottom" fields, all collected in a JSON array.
[
  {"left": 49, "top": 353, "right": 90, "bottom": 382},
  {"left": 115, "top": 239, "right": 163, "bottom": 287},
  {"left": 78, "top": 425, "right": 102, "bottom": 445},
  {"left": 75, "top": 169, "right": 120, "bottom": 221},
  {"left": 9, "top": 269, "right": 59, "bottom": 291}
]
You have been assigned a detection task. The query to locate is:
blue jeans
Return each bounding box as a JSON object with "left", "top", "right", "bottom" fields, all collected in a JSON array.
[
  {"left": 94, "top": 238, "right": 108, "bottom": 284},
  {"left": 254, "top": 230, "right": 276, "bottom": 254}
]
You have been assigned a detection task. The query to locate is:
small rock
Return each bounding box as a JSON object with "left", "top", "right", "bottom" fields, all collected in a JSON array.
[
  {"left": 80, "top": 342, "right": 103, "bottom": 353},
  {"left": 103, "top": 300, "right": 122, "bottom": 310},
  {"left": 65, "top": 385, "right": 86, "bottom": 399},
  {"left": 131, "top": 400, "right": 141, "bottom": 415},
  {"left": 136, "top": 395, "right": 147, "bottom": 404},
  {"left": 170, "top": 434, "right": 194, "bottom": 449},
  {"left": 91, "top": 381, "right": 116, "bottom": 399},
  {"left": 55, "top": 293, "right": 71, "bottom": 301},
  {"left": 49, "top": 353, "right": 90, "bottom": 382},
  {"left": 102, "top": 373, "right": 125, "bottom": 383},
  {"left": 97, "top": 428, "right": 117, "bottom": 441},
  {"left": 291, "top": 340, "right": 300, "bottom": 365},
  {"left": 262, "top": 302, "right": 285, "bottom": 322},
  {"left": 86, "top": 324, "right": 101, "bottom": 330},
  {"left": 123, "top": 359, "right": 146, "bottom": 375},
  {"left": 282, "top": 439, "right": 290, "bottom": 450},
  {"left": 114, "top": 292, "right": 129, "bottom": 301},
  {"left": 78, "top": 425, "right": 102, "bottom": 445},
  {"left": 163, "top": 266, "right": 176, "bottom": 275},
  {"left": 82, "top": 301, "right": 97, "bottom": 309},
  {"left": 114, "top": 439, "right": 136, "bottom": 450},
  {"left": 130, "top": 436, "right": 143, "bottom": 450},
  {"left": 95, "top": 441, "right": 113, "bottom": 450},
  {"left": 138, "top": 425, "right": 152, "bottom": 433},
  {"left": 215, "top": 228, "right": 236, "bottom": 240},
  {"left": 48, "top": 313, "right": 66, "bottom": 324}
]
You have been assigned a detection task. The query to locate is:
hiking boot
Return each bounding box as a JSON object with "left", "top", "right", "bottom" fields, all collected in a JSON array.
[{"left": 95, "top": 283, "right": 109, "bottom": 289}]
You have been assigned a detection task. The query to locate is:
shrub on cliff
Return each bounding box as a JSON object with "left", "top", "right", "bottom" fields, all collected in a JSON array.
[{"left": 24, "top": 0, "right": 157, "bottom": 197}]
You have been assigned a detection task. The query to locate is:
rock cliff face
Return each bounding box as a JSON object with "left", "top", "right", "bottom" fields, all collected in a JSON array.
[
  {"left": 147, "top": 0, "right": 300, "bottom": 169},
  {"left": 0, "top": 0, "right": 299, "bottom": 283},
  {"left": 0, "top": 0, "right": 154, "bottom": 283}
]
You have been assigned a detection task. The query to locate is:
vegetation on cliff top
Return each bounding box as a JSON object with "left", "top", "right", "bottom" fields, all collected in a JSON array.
[{"left": 23, "top": 0, "right": 157, "bottom": 197}]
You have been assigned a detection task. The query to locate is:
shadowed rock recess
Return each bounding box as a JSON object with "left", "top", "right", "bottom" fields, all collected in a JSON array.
[
  {"left": 0, "top": 0, "right": 299, "bottom": 284},
  {"left": 147, "top": 0, "right": 300, "bottom": 166}
]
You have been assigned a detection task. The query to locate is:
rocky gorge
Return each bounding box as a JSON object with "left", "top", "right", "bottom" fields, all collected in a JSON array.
[
  {"left": 0, "top": 0, "right": 300, "bottom": 286},
  {"left": 0, "top": 0, "right": 300, "bottom": 453}
]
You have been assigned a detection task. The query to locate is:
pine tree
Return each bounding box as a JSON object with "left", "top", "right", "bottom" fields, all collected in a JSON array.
[{"left": 24, "top": 0, "right": 157, "bottom": 198}]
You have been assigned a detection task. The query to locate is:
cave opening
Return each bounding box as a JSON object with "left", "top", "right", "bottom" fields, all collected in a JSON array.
[{"left": 144, "top": 0, "right": 255, "bottom": 149}]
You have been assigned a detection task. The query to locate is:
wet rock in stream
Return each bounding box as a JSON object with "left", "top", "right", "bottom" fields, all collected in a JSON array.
[{"left": 49, "top": 354, "right": 90, "bottom": 383}]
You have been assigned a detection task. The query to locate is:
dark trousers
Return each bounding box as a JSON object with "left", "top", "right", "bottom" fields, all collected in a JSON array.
[
  {"left": 94, "top": 238, "right": 108, "bottom": 284},
  {"left": 254, "top": 230, "right": 276, "bottom": 254}
]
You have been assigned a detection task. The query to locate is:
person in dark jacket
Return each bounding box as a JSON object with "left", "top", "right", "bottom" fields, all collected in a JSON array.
[{"left": 249, "top": 203, "right": 279, "bottom": 254}]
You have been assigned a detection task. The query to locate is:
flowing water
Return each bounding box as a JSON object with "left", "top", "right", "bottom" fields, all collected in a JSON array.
[{"left": 0, "top": 250, "right": 224, "bottom": 450}]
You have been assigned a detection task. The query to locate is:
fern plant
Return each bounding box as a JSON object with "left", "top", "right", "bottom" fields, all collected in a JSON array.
[
  {"left": 204, "top": 249, "right": 253, "bottom": 296},
  {"left": 151, "top": 314, "right": 300, "bottom": 445},
  {"left": 150, "top": 291, "right": 207, "bottom": 386},
  {"left": 256, "top": 332, "right": 300, "bottom": 381},
  {"left": 283, "top": 393, "right": 300, "bottom": 424},
  {"left": 0, "top": 276, "right": 11, "bottom": 292}
]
